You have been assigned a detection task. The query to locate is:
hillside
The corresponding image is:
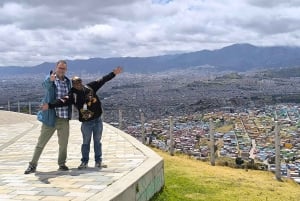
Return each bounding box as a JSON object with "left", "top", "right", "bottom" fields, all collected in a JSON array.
[
  {"left": 260, "top": 66, "right": 300, "bottom": 78},
  {"left": 151, "top": 149, "right": 300, "bottom": 201},
  {"left": 1, "top": 43, "right": 300, "bottom": 75}
]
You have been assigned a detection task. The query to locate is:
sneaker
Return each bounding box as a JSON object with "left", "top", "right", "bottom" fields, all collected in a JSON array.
[
  {"left": 95, "top": 162, "right": 107, "bottom": 168},
  {"left": 24, "top": 164, "right": 36, "bottom": 174},
  {"left": 78, "top": 162, "right": 88, "bottom": 170},
  {"left": 58, "top": 165, "right": 69, "bottom": 171}
]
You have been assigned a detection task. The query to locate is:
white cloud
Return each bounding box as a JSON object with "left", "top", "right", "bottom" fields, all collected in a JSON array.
[{"left": 0, "top": 0, "right": 300, "bottom": 66}]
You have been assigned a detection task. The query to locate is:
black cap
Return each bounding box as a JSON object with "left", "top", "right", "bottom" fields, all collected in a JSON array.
[{"left": 72, "top": 76, "right": 82, "bottom": 84}]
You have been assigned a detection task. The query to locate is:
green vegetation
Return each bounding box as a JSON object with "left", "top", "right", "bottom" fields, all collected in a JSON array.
[
  {"left": 150, "top": 149, "right": 300, "bottom": 201},
  {"left": 215, "top": 124, "right": 233, "bottom": 133}
]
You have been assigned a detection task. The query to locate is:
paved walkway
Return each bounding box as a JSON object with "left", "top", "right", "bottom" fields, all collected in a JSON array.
[{"left": 0, "top": 111, "right": 147, "bottom": 201}]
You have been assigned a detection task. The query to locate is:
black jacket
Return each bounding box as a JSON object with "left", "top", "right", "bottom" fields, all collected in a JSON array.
[{"left": 49, "top": 72, "right": 115, "bottom": 122}]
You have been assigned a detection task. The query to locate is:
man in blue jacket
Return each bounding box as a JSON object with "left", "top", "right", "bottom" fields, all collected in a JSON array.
[
  {"left": 42, "top": 66, "right": 122, "bottom": 169},
  {"left": 24, "top": 60, "right": 72, "bottom": 174}
]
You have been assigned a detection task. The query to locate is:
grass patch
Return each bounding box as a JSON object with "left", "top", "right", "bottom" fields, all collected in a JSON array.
[{"left": 150, "top": 149, "right": 300, "bottom": 201}]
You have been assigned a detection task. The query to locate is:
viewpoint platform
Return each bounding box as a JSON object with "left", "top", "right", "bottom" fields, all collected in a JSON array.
[{"left": 0, "top": 111, "right": 164, "bottom": 201}]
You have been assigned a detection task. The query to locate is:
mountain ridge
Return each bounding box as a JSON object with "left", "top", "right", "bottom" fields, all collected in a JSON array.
[{"left": 1, "top": 43, "right": 300, "bottom": 75}]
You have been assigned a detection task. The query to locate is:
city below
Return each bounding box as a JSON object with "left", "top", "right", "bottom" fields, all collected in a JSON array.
[{"left": 122, "top": 103, "right": 300, "bottom": 184}]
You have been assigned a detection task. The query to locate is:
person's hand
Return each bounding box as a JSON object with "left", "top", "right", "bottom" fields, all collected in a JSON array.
[
  {"left": 113, "top": 66, "right": 123, "bottom": 75},
  {"left": 50, "top": 70, "right": 56, "bottom": 81},
  {"left": 41, "top": 103, "right": 49, "bottom": 111}
]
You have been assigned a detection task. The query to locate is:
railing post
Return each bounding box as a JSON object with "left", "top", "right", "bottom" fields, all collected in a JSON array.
[
  {"left": 275, "top": 120, "right": 281, "bottom": 181},
  {"left": 169, "top": 116, "right": 174, "bottom": 156},
  {"left": 118, "top": 109, "right": 123, "bottom": 130},
  {"left": 7, "top": 100, "right": 10, "bottom": 111},
  {"left": 28, "top": 102, "right": 31, "bottom": 114},
  {"left": 210, "top": 118, "right": 215, "bottom": 166},
  {"left": 17, "top": 101, "right": 20, "bottom": 113},
  {"left": 141, "top": 110, "right": 145, "bottom": 144}
]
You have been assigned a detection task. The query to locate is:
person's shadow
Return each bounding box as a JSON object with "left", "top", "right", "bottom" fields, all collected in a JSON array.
[{"left": 34, "top": 167, "right": 103, "bottom": 184}]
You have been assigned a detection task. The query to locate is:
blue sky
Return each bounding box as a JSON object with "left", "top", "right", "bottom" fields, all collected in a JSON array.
[
  {"left": 152, "top": 0, "right": 173, "bottom": 4},
  {"left": 0, "top": 0, "right": 300, "bottom": 66}
]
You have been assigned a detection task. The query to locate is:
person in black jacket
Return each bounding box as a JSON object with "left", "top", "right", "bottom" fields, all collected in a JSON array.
[{"left": 42, "top": 66, "right": 122, "bottom": 169}]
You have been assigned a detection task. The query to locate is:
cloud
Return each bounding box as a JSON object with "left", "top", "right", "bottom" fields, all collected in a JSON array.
[
  {"left": 247, "top": 0, "right": 300, "bottom": 8},
  {"left": 0, "top": 0, "right": 300, "bottom": 66}
]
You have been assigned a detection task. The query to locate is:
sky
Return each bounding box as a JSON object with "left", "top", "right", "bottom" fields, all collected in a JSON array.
[{"left": 0, "top": 0, "right": 300, "bottom": 67}]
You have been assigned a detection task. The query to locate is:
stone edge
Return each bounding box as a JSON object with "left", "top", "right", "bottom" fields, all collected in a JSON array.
[{"left": 88, "top": 123, "right": 165, "bottom": 201}]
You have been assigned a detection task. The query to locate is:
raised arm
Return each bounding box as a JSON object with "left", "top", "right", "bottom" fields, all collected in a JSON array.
[
  {"left": 42, "top": 70, "right": 57, "bottom": 89},
  {"left": 89, "top": 66, "right": 123, "bottom": 91}
]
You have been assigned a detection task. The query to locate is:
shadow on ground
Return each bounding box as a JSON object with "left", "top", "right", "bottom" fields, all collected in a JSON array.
[{"left": 35, "top": 167, "right": 103, "bottom": 184}]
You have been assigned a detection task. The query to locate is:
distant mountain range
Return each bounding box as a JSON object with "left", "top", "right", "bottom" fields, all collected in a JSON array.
[{"left": 1, "top": 43, "right": 300, "bottom": 75}]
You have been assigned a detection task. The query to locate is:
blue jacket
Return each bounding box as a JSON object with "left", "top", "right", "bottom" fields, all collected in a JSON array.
[{"left": 37, "top": 74, "right": 72, "bottom": 127}]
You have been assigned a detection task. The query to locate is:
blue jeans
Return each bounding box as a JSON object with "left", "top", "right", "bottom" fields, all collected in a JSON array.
[{"left": 80, "top": 117, "right": 103, "bottom": 163}]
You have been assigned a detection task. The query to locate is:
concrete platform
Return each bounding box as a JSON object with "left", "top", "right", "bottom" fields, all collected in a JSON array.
[{"left": 0, "top": 111, "right": 164, "bottom": 201}]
